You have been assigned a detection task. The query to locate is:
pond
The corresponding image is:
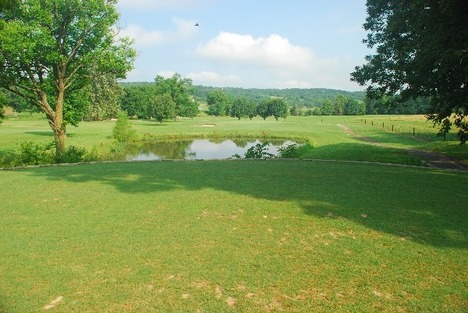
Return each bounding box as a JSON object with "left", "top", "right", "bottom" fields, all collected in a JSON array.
[{"left": 125, "top": 139, "right": 298, "bottom": 161}]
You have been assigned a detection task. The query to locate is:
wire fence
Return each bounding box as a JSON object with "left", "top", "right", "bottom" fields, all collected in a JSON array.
[{"left": 357, "top": 118, "right": 455, "bottom": 142}]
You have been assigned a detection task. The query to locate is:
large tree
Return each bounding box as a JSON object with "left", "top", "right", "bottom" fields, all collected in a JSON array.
[
  {"left": 207, "top": 89, "right": 230, "bottom": 116},
  {"left": 0, "top": 0, "right": 135, "bottom": 154},
  {"left": 351, "top": 0, "right": 468, "bottom": 143},
  {"left": 154, "top": 73, "right": 198, "bottom": 118}
]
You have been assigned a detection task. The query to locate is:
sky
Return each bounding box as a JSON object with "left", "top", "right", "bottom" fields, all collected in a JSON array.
[{"left": 116, "top": 0, "right": 371, "bottom": 91}]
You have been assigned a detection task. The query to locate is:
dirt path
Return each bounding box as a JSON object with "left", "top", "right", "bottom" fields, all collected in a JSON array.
[{"left": 337, "top": 124, "right": 468, "bottom": 171}]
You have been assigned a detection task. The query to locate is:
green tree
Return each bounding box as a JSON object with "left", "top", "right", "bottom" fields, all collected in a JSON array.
[
  {"left": 121, "top": 85, "right": 152, "bottom": 119},
  {"left": 0, "top": 0, "right": 135, "bottom": 154},
  {"left": 207, "top": 89, "right": 230, "bottom": 116},
  {"left": 312, "top": 107, "right": 322, "bottom": 116},
  {"left": 230, "top": 97, "right": 250, "bottom": 120},
  {"left": 87, "top": 73, "right": 124, "bottom": 121},
  {"left": 147, "top": 93, "right": 176, "bottom": 124},
  {"left": 245, "top": 100, "right": 258, "bottom": 120},
  {"left": 268, "top": 98, "right": 288, "bottom": 121},
  {"left": 345, "top": 99, "right": 366, "bottom": 115},
  {"left": 351, "top": 0, "right": 468, "bottom": 143},
  {"left": 257, "top": 100, "right": 270, "bottom": 120},
  {"left": 333, "top": 95, "right": 346, "bottom": 116},
  {"left": 112, "top": 111, "right": 136, "bottom": 142},
  {"left": 154, "top": 74, "right": 197, "bottom": 118},
  {"left": 321, "top": 99, "right": 334, "bottom": 115},
  {"left": 290, "top": 104, "right": 303, "bottom": 116},
  {"left": 0, "top": 0, "right": 16, "bottom": 121}
]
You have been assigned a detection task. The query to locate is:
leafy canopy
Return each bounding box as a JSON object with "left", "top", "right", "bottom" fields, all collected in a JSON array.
[
  {"left": 351, "top": 0, "right": 468, "bottom": 142},
  {"left": 0, "top": 0, "right": 135, "bottom": 152}
]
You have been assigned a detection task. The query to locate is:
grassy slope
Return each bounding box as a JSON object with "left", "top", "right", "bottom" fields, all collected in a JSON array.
[{"left": 1, "top": 160, "right": 467, "bottom": 312}]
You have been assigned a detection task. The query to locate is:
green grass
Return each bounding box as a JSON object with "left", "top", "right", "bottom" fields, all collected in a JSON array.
[
  {"left": 2, "top": 114, "right": 466, "bottom": 166},
  {"left": 1, "top": 114, "right": 467, "bottom": 311},
  {"left": 1, "top": 160, "right": 467, "bottom": 312}
]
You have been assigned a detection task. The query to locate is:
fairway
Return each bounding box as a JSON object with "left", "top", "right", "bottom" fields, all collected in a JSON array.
[{"left": 1, "top": 160, "right": 467, "bottom": 312}]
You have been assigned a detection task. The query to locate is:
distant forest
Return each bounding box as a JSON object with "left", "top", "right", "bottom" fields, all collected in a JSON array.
[
  {"left": 122, "top": 82, "right": 430, "bottom": 116},
  {"left": 122, "top": 82, "right": 366, "bottom": 107},
  {"left": 191, "top": 85, "right": 366, "bottom": 106}
]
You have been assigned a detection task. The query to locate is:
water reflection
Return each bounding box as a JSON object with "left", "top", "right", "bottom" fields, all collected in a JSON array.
[{"left": 126, "top": 139, "right": 297, "bottom": 161}]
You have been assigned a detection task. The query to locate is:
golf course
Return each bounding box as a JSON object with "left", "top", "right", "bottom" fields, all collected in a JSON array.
[{"left": 0, "top": 114, "right": 467, "bottom": 312}]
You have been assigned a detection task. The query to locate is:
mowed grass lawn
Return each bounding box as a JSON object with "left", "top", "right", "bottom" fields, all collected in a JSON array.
[
  {"left": 1, "top": 160, "right": 467, "bottom": 312},
  {"left": 3, "top": 114, "right": 467, "bottom": 165}
]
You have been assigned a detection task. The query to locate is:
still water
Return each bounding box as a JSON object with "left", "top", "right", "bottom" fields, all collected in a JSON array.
[{"left": 126, "top": 139, "right": 297, "bottom": 161}]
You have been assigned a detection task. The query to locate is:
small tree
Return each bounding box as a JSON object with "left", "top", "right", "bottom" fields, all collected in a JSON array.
[
  {"left": 147, "top": 93, "right": 176, "bottom": 124},
  {"left": 112, "top": 111, "right": 136, "bottom": 142},
  {"left": 257, "top": 100, "right": 270, "bottom": 120},
  {"left": 268, "top": 98, "right": 288, "bottom": 121},
  {"left": 230, "top": 97, "right": 250, "bottom": 120},
  {"left": 246, "top": 100, "right": 257, "bottom": 120}
]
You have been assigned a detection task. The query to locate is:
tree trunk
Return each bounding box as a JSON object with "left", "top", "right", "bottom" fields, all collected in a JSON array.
[
  {"left": 54, "top": 76, "right": 66, "bottom": 156},
  {"left": 54, "top": 129, "right": 66, "bottom": 155},
  {"left": 41, "top": 83, "right": 67, "bottom": 156}
]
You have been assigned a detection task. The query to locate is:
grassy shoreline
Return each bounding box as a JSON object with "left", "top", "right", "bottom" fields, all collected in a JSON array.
[{"left": 1, "top": 114, "right": 466, "bottom": 166}]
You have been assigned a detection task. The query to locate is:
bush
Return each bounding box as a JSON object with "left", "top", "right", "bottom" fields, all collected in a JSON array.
[
  {"left": 19, "top": 141, "right": 55, "bottom": 165},
  {"left": 0, "top": 150, "right": 19, "bottom": 168},
  {"left": 14, "top": 141, "right": 97, "bottom": 166},
  {"left": 56, "top": 145, "right": 87, "bottom": 163},
  {"left": 112, "top": 111, "right": 137, "bottom": 142},
  {"left": 244, "top": 142, "right": 275, "bottom": 159},
  {"left": 277, "top": 144, "right": 300, "bottom": 158}
]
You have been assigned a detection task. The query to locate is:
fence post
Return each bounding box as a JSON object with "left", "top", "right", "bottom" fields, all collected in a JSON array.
[{"left": 413, "top": 127, "right": 415, "bottom": 136}]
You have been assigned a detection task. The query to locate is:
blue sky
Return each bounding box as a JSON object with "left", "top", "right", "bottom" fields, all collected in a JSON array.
[{"left": 116, "top": 0, "right": 371, "bottom": 91}]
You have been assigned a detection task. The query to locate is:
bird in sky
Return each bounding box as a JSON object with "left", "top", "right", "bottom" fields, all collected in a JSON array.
[{"left": 195, "top": 23, "right": 199, "bottom": 26}]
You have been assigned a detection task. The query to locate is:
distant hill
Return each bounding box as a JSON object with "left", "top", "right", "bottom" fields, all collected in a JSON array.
[
  {"left": 121, "top": 82, "right": 366, "bottom": 107},
  {"left": 192, "top": 86, "right": 365, "bottom": 107}
]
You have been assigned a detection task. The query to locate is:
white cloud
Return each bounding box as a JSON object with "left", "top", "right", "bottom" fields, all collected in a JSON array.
[
  {"left": 196, "top": 32, "right": 316, "bottom": 70},
  {"left": 118, "top": 0, "right": 216, "bottom": 10},
  {"left": 118, "top": 17, "right": 198, "bottom": 47},
  {"left": 196, "top": 32, "right": 343, "bottom": 88}
]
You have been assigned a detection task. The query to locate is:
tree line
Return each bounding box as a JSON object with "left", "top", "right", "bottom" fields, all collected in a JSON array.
[{"left": 1, "top": 72, "right": 432, "bottom": 123}]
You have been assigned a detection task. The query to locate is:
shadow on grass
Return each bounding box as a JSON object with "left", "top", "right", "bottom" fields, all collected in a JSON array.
[
  {"left": 25, "top": 131, "right": 75, "bottom": 138},
  {"left": 24, "top": 131, "right": 54, "bottom": 137},
  {"left": 25, "top": 154, "right": 468, "bottom": 249}
]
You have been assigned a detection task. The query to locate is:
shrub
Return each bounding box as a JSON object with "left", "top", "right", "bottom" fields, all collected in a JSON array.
[
  {"left": 244, "top": 142, "right": 275, "bottom": 159},
  {"left": 56, "top": 145, "right": 87, "bottom": 163},
  {"left": 277, "top": 143, "right": 300, "bottom": 158},
  {"left": 19, "top": 141, "right": 55, "bottom": 165},
  {"left": 112, "top": 111, "right": 137, "bottom": 142}
]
